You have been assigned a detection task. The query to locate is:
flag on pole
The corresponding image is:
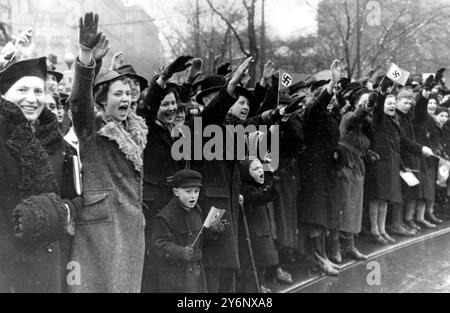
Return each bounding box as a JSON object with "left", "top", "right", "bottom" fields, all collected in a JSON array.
[
  {"left": 203, "top": 207, "right": 226, "bottom": 229},
  {"left": 386, "top": 63, "right": 411, "bottom": 86},
  {"left": 279, "top": 70, "right": 309, "bottom": 91}
]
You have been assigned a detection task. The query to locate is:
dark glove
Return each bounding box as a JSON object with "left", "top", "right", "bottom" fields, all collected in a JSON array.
[
  {"left": 161, "top": 56, "right": 194, "bottom": 81},
  {"left": 435, "top": 68, "right": 446, "bottom": 85},
  {"left": 364, "top": 149, "right": 380, "bottom": 163},
  {"left": 379, "top": 75, "right": 394, "bottom": 93},
  {"left": 79, "top": 12, "right": 102, "bottom": 50},
  {"left": 187, "top": 58, "right": 203, "bottom": 84},
  {"left": 284, "top": 96, "right": 306, "bottom": 114},
  {"left": 424, "top": 75, "right": 436, "bottom": 92},
  {"left": 217, "top": 63, "right": 232, "bottom": 77},
  {"left": 365, "top": 92, "right": 378, "bottom": 111}
]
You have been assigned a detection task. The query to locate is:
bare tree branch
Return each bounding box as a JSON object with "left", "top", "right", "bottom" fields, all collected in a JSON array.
[{"left": 205, "top": 0, "right": 251, "bottom": 56}]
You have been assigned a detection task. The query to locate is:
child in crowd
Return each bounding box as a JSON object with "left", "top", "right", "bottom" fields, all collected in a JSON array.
[
  {"left": 238, "top": 158, "right": 292, "bottom": 293},
  {"left": 151, "top": 169, "right": 207, "bottom": 293}
]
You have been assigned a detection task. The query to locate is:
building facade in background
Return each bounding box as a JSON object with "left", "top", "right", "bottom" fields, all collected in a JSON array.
[{"left": 1, "top": 0, "right": 161, "bottom": 80}]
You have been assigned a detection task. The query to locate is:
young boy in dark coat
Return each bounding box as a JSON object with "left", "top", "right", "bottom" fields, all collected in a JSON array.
[
  {"left": 238, "top": 159, "right": 281, "bottom": 293},
  {"left": 151, "top": 170, "right": 207, "bottom": 293}
]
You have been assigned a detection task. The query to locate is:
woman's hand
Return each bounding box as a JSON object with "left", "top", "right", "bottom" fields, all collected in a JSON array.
[
  {"left": 161, "top": 56, "right": 195, "bottom": 81},
  {"left": 260, "top": 60, "right": 275, "bottom": 87},
  {"left": 79, "top": 12, "right": 101, "bottom": 50},
  {"left": 92, "top": 34, "right": 110, "bottom": 62},
  {"left": 327, "top": 60, "right": 342, "bottom": 95},
  {"left": 227, "top": 57, "right": 253, "bottom": 97},
  {"left": 79, "top": 12, "right": 101, "bottom": 65},
  {"left": 186, "top": 58, "right": 203, "bottom": 84}
]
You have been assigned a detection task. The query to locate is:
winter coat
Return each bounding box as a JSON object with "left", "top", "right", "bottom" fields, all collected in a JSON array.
[
  {"left": 367, "top": 93, "right": 422, "bottom": 203},
  {"left": 337, "top": 109, "right": 372, "bottom": 234},
  {"left": 68, "top": 59, "right": 148, "bottom": 293},
  {"left": 299, "top": 89, "right": 342, "bottom": 230},
  {"left": 0, "top": 100, "right": 78, "bottom": 293},
  {"left": 274, "top": 114, "right": 304, "bottom": 248},
  {"left": 239, "top": 169, "right": 279, "bottom": 268},
  {"left": 151, "top": 198, "right": 206, "bottom": 293},
  {"left": 191, "top": 89, "right": 242, "bottom": 271},
  {"left": 140, "top": 80, "right": 185, "bottom": 228},
  {"left": 397, "top": 109, "right": 423, "bottom": 200},
  {"left": 414, "top": 93, "right": 441, "bottom": 201}
]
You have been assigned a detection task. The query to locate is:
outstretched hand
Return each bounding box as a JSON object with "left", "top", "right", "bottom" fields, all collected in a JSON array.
[
  {"left": 187, "top": 58, "right": 203, "bottom": 84},
  {"left": 79, "top": 12, "right": 102, "bottom": 50},
  {"left": 93, "top": 34, "right": 110, "bottom": 62},
  {"left": 326, "top": 60, "right": 342, "bottom": 95},
  {"left": 228, "top": 57, "right": 253, "bottom": 96},
  {"left": 162, "top": 56, "right": 195, "bottom": 81}
]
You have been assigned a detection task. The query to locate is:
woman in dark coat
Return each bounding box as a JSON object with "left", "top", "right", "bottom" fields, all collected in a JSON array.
[
  {"left": 414, "top": 89, "right": 444, "bottom": 228},
  {"left": 395, "top": 89, "right": 421, "bottom": 235},
  {"left": 299, "top": 60, "right": 342, "bottom": 276},
  {"left": 335, "top": 88, "right": 374, "bottom": 262},
  {"left": 368, "top": 84, "right": 432, "bottom": 246},
  {"left": 0, "top": 57, "right": 79, "bottom": 293}
]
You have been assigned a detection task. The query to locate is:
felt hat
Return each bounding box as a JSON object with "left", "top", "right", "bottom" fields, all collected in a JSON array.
[
  {"left": 195, "top": 75, "right": 227, "bottom": 105},
  {"left": 116, "top": 64, "right": 149, "bottom": 90},
  {"left": 94, "top": 70, "right": 129, "bottom": 89},
  {"left": 0, "top": 57, "right": 47, "bottom": 94},
  {"left": 47, "top": 70, "right": 64, "bottom": 83}
]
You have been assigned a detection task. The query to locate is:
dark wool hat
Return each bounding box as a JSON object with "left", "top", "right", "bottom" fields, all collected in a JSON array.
[
  {"left": 310, "top": 80, "right": 330, "bottom": 92},
  {"left": 288, "top": 80, "right": 309, "bottom": 95},
  {"left": 172, "top": 170, "right": 203, "bottom": 189},
  {"left": 435, "top": 106, "right": 449, "bottom": 116},
  {"left": 236, "top": 86, "right": 255, "bottom": 103},
  {"left": 116, "top": 64, "right": 149, "bottom": 90},
  {"left": 429, "top": 93, "right": 439, "bottom": 101},
  {"left": 195, "top": 75, "right": 227, "bottom": 105},
  {"left": 13, "top": 193, "right": 70, "bottom": 244},
  {"left": 47, "top": 70, "right": 64, "bottom": 83},
  {"left": 0, "top": 57, "right": 47, "bottom": 94}
]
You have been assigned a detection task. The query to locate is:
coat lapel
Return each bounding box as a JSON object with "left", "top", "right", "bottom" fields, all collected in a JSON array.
[{"left": 97, "top": 113, "right": 148, "bottom": 173}]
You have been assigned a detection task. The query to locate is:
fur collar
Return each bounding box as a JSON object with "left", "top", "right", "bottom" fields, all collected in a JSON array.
[
  {"left": 0, "top": 99, "right": 61, "bottom": 199},
  {"left": 97, "top": 112, "right": 148, "bottom": 172}
]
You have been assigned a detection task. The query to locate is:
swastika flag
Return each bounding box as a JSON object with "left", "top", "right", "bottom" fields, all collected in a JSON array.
[
  {"left": 279, "top": 70, "right": 310, "bottom": 90},
  {"left": 386, "top": 63, "right": 410, "bottom": 86}
]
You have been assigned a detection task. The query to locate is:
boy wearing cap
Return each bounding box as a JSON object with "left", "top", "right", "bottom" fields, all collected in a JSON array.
[{"left": 151, "top": 169, "right": 207, "bottom": 293}]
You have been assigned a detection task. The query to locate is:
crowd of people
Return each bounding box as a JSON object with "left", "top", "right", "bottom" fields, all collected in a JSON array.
[{"left": 1, "top": 12, "right": 450, "bottom": 293}]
